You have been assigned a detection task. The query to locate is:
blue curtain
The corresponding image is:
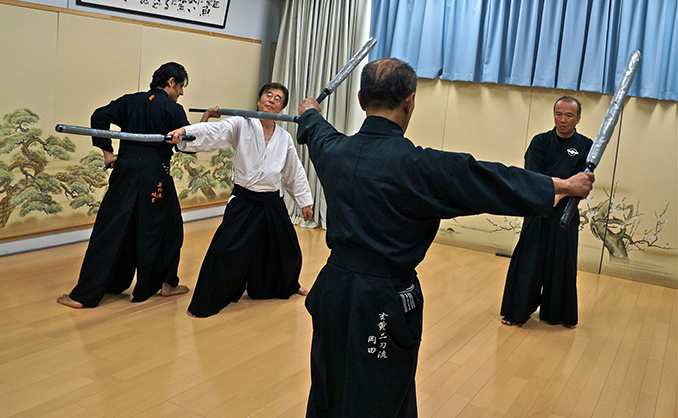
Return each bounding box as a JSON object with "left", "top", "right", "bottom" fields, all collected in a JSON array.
[{"left": 371, "top": 0, "right": 678, "bottom": 101}]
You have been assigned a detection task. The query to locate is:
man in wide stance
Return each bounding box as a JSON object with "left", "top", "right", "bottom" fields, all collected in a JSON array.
[
  {"left": 168, "top": 83, "right": 313, "bottom": 318},
  {"left": 58, "top": 62, "right": 191, "bottom": 309},
  {"left": 296, "top": 58, "right": 594, "bottom": 417}
]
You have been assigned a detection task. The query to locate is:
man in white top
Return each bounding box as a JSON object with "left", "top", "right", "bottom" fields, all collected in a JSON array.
[{"left": 168, "top": 83, "right": 313, "bottom": 318}]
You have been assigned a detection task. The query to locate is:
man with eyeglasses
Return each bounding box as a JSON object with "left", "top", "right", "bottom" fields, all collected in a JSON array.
[{"left": 167, "top": 83, "right": 313, "bottom": 318}]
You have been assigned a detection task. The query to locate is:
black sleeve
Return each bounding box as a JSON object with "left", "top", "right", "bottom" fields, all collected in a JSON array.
[
  {"left": 296, "top": 110, "right": 315, "bottom": 145},
  {"left": 90, "top": 98, "right": 125, "bottom": 153},
  {"left": 296, "top": 109, "right": 339, "bottom": 145},
  {"left": 169, "top": 102, "right": 190, "bottom": 130},
  {"left": 524, "top": 133, "right": 548, "bottom": 174},
  {"left": 169, "top": 102, "right": 191, "bottom": 153},
  {"left": 413, "top": 148, "right": 556, "bottom": 219}
]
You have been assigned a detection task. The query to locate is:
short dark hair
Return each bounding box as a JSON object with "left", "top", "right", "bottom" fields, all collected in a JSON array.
[
  {"left": 554, "top": 95, "right": 581, "bottom": 117},
  {"left": 258, "top": 82, "right": 289, "bottom": 109},
  {"left": 360, "top": 58, "right": 418, "bottom": 111},
  {"left": 150, "top": 62, "right": 188, "bottom": 89}
]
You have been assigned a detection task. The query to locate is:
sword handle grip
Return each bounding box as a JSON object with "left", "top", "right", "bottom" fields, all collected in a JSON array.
[
  {"left": 164, "top": 135, "right": 196, "bottom": 141},
  {"left": 559, "top": 196, "right": 581, "bottom": 229},
  {"left": 316, "top": 88, "right": 331, "bottom": 104},
  {"left": 188, "top": 108, "right": 207, "bottom": 113}
]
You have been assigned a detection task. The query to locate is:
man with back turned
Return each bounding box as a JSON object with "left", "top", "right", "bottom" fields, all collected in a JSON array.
[
  {"left": 296, "top": 58, "right": 594, "bottom": 417},
  {"left": 58, "top": 62, "right": 191, "bottom": 308}
]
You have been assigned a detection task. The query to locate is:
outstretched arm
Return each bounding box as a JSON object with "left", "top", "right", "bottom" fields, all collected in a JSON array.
[{"left": 166, "top": 106, "right": 222, "bottom": 144}]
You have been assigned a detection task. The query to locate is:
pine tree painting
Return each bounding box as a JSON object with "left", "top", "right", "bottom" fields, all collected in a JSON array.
[
  {"left": 170, "top": 149, "right": 234, "bottom": 201},
  {"left": 0, "top": 108, "right": 107, "bottom": 228}
]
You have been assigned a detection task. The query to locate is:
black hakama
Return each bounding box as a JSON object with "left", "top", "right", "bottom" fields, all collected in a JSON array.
[
  {"left": 297, "top": 110, "right": 558, "bottom": 417},
  {"left": 305, "top": 244, "right": 423, "bottom": 417},
  {"left": 70, "top": 155, "right": 183, "bottom": 306},
  {"left": 186, "top": 184, "right": 303, "bottom": 318},
  {"left": 68, "top": 88, "right": 188, "bottom": 307}
]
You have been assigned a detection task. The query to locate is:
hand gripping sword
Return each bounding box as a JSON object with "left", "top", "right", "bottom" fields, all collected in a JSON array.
[
  {"left": 55, "top": 124, "right": 196, "bottom": 143},
  {"left": 189, "top": 37, "right": 378, "bottom": 123},
  {"left": 559, "top": 50, "right": 642, "bottom": 229}
]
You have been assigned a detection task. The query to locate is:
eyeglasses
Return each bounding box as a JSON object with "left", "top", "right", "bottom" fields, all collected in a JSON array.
[{"left": 264, "top": 91, "right": 284, "bottom": 104}]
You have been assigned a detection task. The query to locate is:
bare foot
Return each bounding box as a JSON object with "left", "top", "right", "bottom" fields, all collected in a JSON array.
[
  {"left": 186, "top": 311, "right": 196, "bottom": 317},
  {"left": 161, "top": 283, "right": 189, "bottom": 297},
  {"left": 56, "top": 294, "right": 84, "bottom": 309},
  {"left": 297, "top": 286, "right": 309, "bottom": 296}
]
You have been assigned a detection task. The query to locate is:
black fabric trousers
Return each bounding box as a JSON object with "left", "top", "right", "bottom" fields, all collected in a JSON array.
[
  {"left": 70, "top": 156, "right": 182, "bottom": 307},
  {"left": 500, "top": 202, "right": 580, "bottom": 326},
  {"left": 187, "top": 185, "right": 302, "bottom": 318},
  {"left": 305, "top": 244, "right": 423, "bottom": 418}
]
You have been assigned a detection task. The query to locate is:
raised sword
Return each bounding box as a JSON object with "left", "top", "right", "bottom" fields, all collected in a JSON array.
[
  {"left": 559, "top": 50, "right": 642, "bottom": 228},
  {"left": 189, "top": 37, "right": 378, "bottom": 123}
]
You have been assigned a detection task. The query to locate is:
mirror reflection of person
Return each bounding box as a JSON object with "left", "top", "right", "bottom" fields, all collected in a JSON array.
[{"left": 168, "top": 83, "right": 313, "bottom": 318}]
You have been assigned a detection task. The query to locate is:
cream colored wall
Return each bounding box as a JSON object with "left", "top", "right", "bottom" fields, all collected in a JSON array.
[
  {"left": 51, "top": 13, "right": 261, "bottom": 128},
  {"left": 408, "top": 78, "right": 678, "bottom": 288},
  {"left": 1, "top": 4, "right": 58, "bottom": 126},
  {"left": 0, "top": 2, "right": 261, "bottom": 239}
]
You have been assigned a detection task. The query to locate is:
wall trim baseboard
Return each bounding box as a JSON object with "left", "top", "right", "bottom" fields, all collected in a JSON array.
[{"left": 0, "top": 205, "right": 226, "bottom": 257}]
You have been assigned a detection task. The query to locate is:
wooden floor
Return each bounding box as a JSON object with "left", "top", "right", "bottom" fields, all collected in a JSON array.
[{"left": 1, "top": 217, "right": 676, "bottom": 418}]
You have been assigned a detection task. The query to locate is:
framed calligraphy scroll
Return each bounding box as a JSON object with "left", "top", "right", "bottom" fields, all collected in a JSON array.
[{"left": 76, "top": 0, "right": 230, "bottom": 28}]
